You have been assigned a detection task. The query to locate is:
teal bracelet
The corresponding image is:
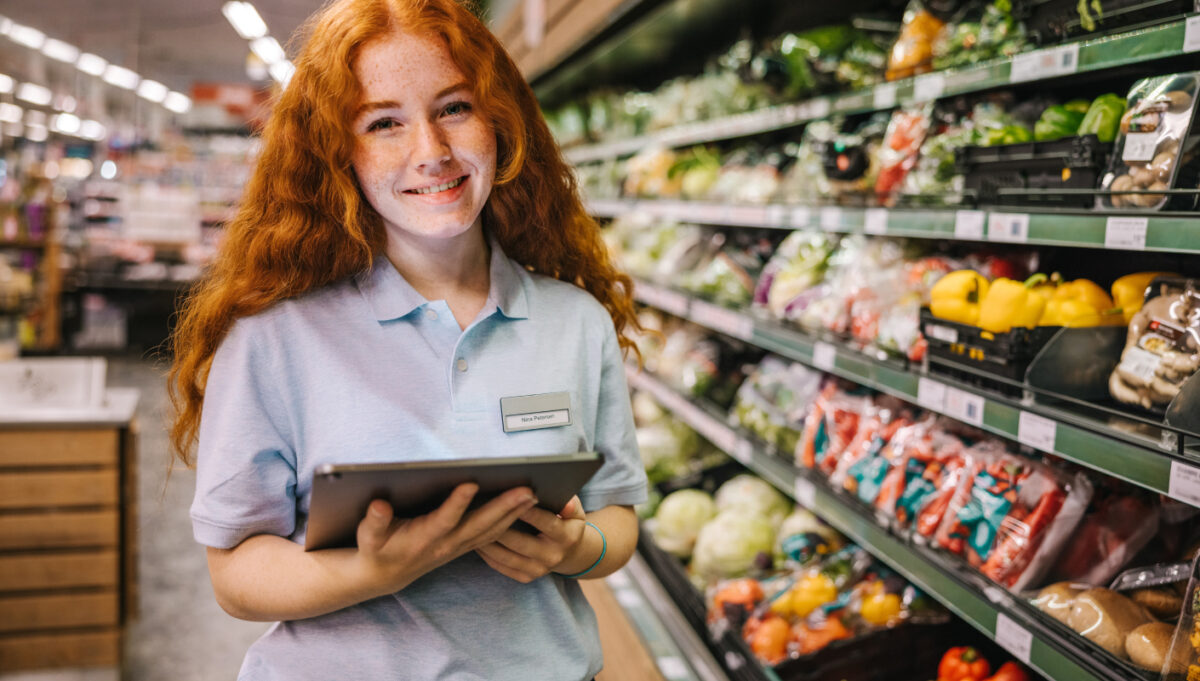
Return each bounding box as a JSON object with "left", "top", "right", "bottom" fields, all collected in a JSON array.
[{"left": 561, "top": 521, "right": 606, "bottom": 579}]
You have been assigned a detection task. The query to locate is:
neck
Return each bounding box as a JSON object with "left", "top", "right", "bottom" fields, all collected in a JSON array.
[{"left": 384, "top": 226, "right": 491, "bottom": 326}]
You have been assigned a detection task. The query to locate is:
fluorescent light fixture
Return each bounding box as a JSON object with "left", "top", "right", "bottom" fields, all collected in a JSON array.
[
  {"left": 8, "top": 24, "right": 45, "bottom": 49},
  {"left": 76, "top": 53, "right": 107, "bottom": 76},
  {"left": 4, "top": 122, "right": 22, "bottom": 138},
  {"left": 0, "top": 73, "right": 12, "bottom": 94},
  {"left": 100, "top": 160, "right": 117, "bottom": 179},
  {"left": 42, "top": 38, "right": 79, "bottom": 63},
  {"left": 0, "top": 103, "right": 22, "bottom": 124},
  {"left": 54, "top": 95, "right": 77, "bottom": 113},
  {"left": 269, "top": 60, "right": 295, "bottom": 86},
  {"left": 222, "top": 1, "right": 268, "bottom": 39},
  {"left": 51, "top": 112, "right": 80, "bottom": 135},
  {"left": 137, "top": 79, "right": 168, "bottom": 103},
  {"left": 25, "top": 123, "right": 47, "bottom": 142},
  {"left": 0, "top": 16, "right": 12, "bottom": 36},
  {"left": 16, "top": 82, "right": 52, "bottom": 107},
  {"left": 24, "top": 109, "right": 45, "bottom": 126},
  {"left": 102, "top": 64, "right": 139, "bottom": 90},
  {"left": 80, "top": 119, "right": 106, "bottom": 140},
  {"left": 163, "top": 91, "right": 191, "bottom": 114},
  {"left": 249, "top": 36, "right": 285, "bottom": 65}
]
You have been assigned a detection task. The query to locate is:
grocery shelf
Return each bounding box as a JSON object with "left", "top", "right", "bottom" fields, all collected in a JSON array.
[
  {"left": 628, "top": 279, "right": 1200, "bottom": 506},
  {"left": 589, "top": 199, "right": 1200, "bottom": 254},
  {"left": 563, "top": 14, "right": 1200, "bottom": 164},
  {"left": 625, "top": 369, "right": 1144, "bottom": 681}
]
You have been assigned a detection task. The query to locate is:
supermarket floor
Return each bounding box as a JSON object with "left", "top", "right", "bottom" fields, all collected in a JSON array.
[{"left": 0, "top": 356, "right": 663, "bottom": 681}]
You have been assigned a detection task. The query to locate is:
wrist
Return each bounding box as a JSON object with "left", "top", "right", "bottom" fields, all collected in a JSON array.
[{"left": 555, "top": 521, "right": 606, "bottom": 578}]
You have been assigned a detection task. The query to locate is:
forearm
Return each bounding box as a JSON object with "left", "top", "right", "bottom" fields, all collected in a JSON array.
[{"left": 555, "top": 504, "right": 638, "bottom": 580}]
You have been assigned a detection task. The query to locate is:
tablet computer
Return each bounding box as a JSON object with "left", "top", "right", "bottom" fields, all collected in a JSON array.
[{"left": 304, "top": 451, "right": 604, "bottom": 551}]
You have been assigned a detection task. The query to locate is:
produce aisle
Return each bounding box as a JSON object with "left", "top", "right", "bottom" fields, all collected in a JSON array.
[{"left": 502, "top": 0, "right": 1200, "bottom": 680}]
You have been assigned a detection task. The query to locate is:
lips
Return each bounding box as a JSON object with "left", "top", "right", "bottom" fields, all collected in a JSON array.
[{"left": 405, "top": 176, "right": 466, "bottom": 195}]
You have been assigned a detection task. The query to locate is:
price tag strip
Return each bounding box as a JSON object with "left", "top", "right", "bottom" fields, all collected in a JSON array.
[
  {"left": 813, "top": 342, "right": 837, "bottom": 372},
  {"left": 1105, "top": 216, "right": 1149, "bottom": 250},
  {"left": 1018, "top": 411, "right": 1058, "bottom": 452},
  {"left": 864, "top": 208, "right": 889, "bottom": 235},
  {"left": 954, "top": 210, "right": 986, "bottom": 240},
  {"left": 1187, "top": 15, "right": 1200, "bottom": 53},
  {"left": 794, "top": 476, "right": 817, "bottom": 508},
  {"left": 987, "top": 213, "right": 1030, "bottom": 243},
  {"left": 944, "top": 387, "right": 985, "bottom": 426},
  {"left": 1169, "top": 460, "right": 1200, "bottom": 508},
  {"left": 917, "top": 377, "right": 947, "bottom": 411},
  {"left": 820, "top": 207, "right": 843, "bottom": 231},
  {"left": 1010, "top": 43, "right": 1079, "bottom": 83},
  {"left": 636, "top": 283, "right": 691, "bottom": 318},
  {"left": 994, "top": 613, "right": 1034, "bottom": 665},
  {"left": 689, "top": 300, "right": 754, "bottom": 341}
]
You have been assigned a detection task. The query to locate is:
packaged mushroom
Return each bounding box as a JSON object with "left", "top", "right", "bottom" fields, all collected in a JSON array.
[
  {"left": 1109, "top": 278, "right": 1200, "bottom": 411},
  {"left": 1097, "top": 72, "right": 1200, "bottom": 211}
]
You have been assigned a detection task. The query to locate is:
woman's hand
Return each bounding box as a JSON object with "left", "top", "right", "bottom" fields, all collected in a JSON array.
[
  {"left": 475, "top": 495, "right": 591, "bottom": 583},
  {"left": 353, "top": 483, "right": 538, "bottom": 596}
]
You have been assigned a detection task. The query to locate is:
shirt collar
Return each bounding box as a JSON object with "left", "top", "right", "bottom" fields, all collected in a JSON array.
[{"left": 355, "top": 237, "right": 529, "bottom": 323}]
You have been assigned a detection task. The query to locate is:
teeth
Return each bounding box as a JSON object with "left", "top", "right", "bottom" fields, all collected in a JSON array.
[{"left": 411, "top": 177, "right": 464, "bottom": 194}]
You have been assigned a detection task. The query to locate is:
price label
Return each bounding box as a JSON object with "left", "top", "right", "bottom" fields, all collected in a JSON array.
[
  {"left": 813, "top": 342, "right": 837, "bottom": 372},
  {"left": 689, "top": 300, "right": 754, "bottom": 341},
  {"left": 913, "top": 73, "right": 946, "bottom": 102},
  {"left": 1018, "top": 411, "right": 1058, "bottom": 452},
  {"left": 1010, "top": 43, "right": 1079, "bottom": 82},
  {"left": 727, "top": 205, "right": 768, "bottom": 226},
  {"left": 656, "top": 657, "right": 689, "bottom": 680},
  {"left": 873, "top": 82, "right": 898, "bottom": 109},
  {"left": 806, "top": 98, "right": 832, "bottom": 120},
  {"left": 1168, "top": 461, "right": 1200, "bottom": 507},
  {"left": 1105, "top": 216, "right": 1149, "bottom": 250},
  {"left": 795, "top": 476, "right": 817, "bottom": 508},
  {"left": 864, "top": 208, "right": 889, "bottom": 235},
  {"left": 945, "top": 387, "right": 985, "bottom": 426},
  {"left": 926, "top": 324, "right": 958, "bottom": 344},
  {"left": 791, "top": 206, "right": 813, "bottom": 227},
  {"left": 820, "top": 207, "right": 843, "bottom": 231},
  {"left": 1122, "top": 132, "right": 1159, "bottom": 162},
  {"left": 1184, "top": 15, "right": 1200, "bottom": 53},
  {"left": 988, "top": 212, "right": 1030, "bottom": 243},
  {"left": 636, "top": 283, "right": 690, "bottom": 318},
  {"left": 766, "top": 205, "right": 788, "bottom": 228},
  {"left": 954, "top": 210, "right": 986, "bottom": 240},
  {"left": 733, "top": 439, "right": 754, "bottom": 465},
  {"left": 995, "top": 614, "right": 1033, "bottom": 665},
  {"left": 917, "top": 377, "right": 947, "bottom": 411}
]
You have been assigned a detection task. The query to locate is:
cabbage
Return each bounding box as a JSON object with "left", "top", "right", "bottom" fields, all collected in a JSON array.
[
  {"left": 714, "top": 474, "right": 792, "bottom": 527},
  {"left": 637, "top": 419, "right": 699, "bottom": 485},
  {"left": 691, "top": 510, "right": 777, "bottom": 580},
  {"left": 650, "top": 489, "right": 718, "bottom": 558}
]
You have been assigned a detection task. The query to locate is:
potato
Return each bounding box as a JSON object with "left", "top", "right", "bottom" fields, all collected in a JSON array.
[
  {"left": 1125, "top": 621, "right": 1189, "bottom": 673},
  {"left": 1034, "top": 582, "right": 1084, "bottom": 625},
  {"left": 1067, "top": 588, "right": 1153, "bottom": 658},
  {"left": 1129, "top": 588, "right": 1183, "bottom": 618}
]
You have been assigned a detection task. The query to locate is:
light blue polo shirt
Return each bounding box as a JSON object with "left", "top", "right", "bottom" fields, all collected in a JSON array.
[{"left": 191, "top": 239, "right": 647, "bottom": 681}]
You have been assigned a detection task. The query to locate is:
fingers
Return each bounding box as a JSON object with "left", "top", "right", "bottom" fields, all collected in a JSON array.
[
  {"left": 425, "top": 482, "right": 479, "bottom": 533},
  {"left": 477, "top": 542, "right": 548, "bottom": 583},
  {"left": 558, "top": 495, "right": 586, "bottom": 521},
  {"left": 355, "top": 499, "right": 395, "bottom": 554}
]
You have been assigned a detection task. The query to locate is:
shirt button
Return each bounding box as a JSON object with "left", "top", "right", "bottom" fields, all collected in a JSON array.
[
  {"left": 425, "top": 308, "right": 438, "bottom": 321},
  {"left": 456, "top": 358, "right": 468, "bottom": 372}
]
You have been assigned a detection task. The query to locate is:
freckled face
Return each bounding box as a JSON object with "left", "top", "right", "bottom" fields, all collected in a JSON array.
[{"left": 350, "top": 31, "right": 497, "bottom": 249}]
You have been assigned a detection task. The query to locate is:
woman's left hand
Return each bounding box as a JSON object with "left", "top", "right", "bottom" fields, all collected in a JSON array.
[{"left": 476, "top": 496, "right": 590, "bottom": 583}]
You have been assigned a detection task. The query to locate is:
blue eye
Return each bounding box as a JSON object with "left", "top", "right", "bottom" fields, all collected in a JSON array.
[{"left": 443, "top": 101, "right": 471, "bottom": 117}]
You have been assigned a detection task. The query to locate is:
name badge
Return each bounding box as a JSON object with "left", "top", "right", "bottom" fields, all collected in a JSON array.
[{"left": 500, "top": 391, "right": 572, "bottom": 433}]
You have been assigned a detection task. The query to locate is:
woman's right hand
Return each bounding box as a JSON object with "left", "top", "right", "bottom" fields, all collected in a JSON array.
[{"left": 353, "top": 483, "right": 537, "bottom": 596}]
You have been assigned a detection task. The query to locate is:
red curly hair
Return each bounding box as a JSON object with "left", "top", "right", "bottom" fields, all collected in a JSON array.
[{"left": 168, "top": 0, "right": 639, "bottom": 466}]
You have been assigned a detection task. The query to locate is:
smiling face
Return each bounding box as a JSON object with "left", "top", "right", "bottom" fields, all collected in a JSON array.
[{"left": 350, "top": 31, "right": 497, "bottom": 251}]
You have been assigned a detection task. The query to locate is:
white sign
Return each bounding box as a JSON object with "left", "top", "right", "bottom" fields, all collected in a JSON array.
[
  {"left": 955, "top": 210, "right": 986, "bottom": 240},
  {"left": 945, "top": 387, "right": 986, "bottom": 426},
  {"left": 1184, "top": 15, "right": 1200, "bottom": 53},
  {"left": 791, "top": 206, "right": 813, "bottom": 227},
  {"left": 820, "top": 207, "right": 843, "bottom": 231},
  {"left": 794, "top": 476, "right": 817, "bottom": 508},
  {"left": 917, "top": 377, "right": 947, "bottom": 411},
  {"left": 1122, "top": 132, "right": 1159, "bottom": 163},
  {"left": 1168, "top": 461, "right": 1200, "bottom": 507},
  {"left": 803, "top": 98, "right": 832, "bottom": 120},
  {"left": 1010, "top": 43, "right": 1079, "bottom": 82},
  {"left": 913, "top": 73, "right": 946, "bottom": 102},
  {"left": 995, "top": 613, "right": 1034, "bottom": 665},
  {"left": 864, "top": 208, "right": 889, "bottom": 235},
  {"left": 988, "top": 213, "right": 1030, "bottom": 243},
  {"left": 926, "top": 324, "right": 959, "bottom": 344},
  {"left": 1018, "top": 411, "right": 1058, "bottom": 452},
  {"left": 765, "top": 205, "right": 788, "bottom": 228},
  {"left": 733, "top": 439, "right": 754, "bottom": 465},
  {"left": 0, "top": 357, "right": 108, "bottom": 410},
  {"left": 726, "top": 205, "right": 767, "bottom": 226},
  {"left": 813, "top": 342, "right": 837, "bottom": 372},
  {"left": 873, "top": 82, "right": 898, "bottom": 109},
  {"left": 689, "top": 301, "right": 754, "bottom": 341},
  {"left": 1105, "top": 216, "right": 1149, "bottom": 250}
]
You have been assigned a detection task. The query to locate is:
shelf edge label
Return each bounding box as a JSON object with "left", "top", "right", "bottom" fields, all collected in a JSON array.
[
  {"left": 794, "top": 476, "right": 817, "bottom": 508},
  {"left": 913, "top": 72, "right": 946, "bottom": 102},
  {"left": 689, "top": 300, "right": 754, "bottom": 341},
  {"left": 995, "top": 613, "right": 1033, "bottom": 665},
  {"left": 1018, "top": 411, "right": 1058, "bottom": 452},
  {"left": 864, "top": 208, "right": 889, "bottom": 235},
  {"left": 1105, "top": 216, "right": 1148, "bottom": 250},
  {"left": 954, "top": 210, "right": 986, "bottom": 240},
  {"left": 988, "top": 213, "right": 1030, "bottom": 243},
  {"left": 1184, "top": 15, "right": 1200, "bottom": 53},
  {"left": 873, "top": 82, "right": 898, "bottom": 109},
  {"left": 945, "top": 387, "right": 985, "bottom": 426},
  {"left": 1168, "top": 460, "right": 1200, "bottom": 507},
  {"left": 820, "top": 207, "right": 843, "bottom": 231},
  {"left": 813, "top": 342, "right": 837, "bottom": 371},
  {"left": 917, "top": 377, "right": 947, "bottom": 411}
]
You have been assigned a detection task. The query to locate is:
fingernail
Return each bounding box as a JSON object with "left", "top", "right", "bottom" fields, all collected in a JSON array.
[{"left": 525, "top": 495, "right": 538, "bottom": 506}]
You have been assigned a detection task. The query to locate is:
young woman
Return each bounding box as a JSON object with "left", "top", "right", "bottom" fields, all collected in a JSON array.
[{"left": 168, "top": 1, "right": 647, "bottom": 678}]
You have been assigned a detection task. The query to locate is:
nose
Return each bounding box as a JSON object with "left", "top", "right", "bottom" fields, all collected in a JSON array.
[{"left": 412, "top": 118, "right": 451, "bottom": 170}]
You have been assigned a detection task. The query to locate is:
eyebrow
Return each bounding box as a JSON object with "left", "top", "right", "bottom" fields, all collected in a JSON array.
[{"left": 354, "top": 81, "right": 471, "bottom": 119}]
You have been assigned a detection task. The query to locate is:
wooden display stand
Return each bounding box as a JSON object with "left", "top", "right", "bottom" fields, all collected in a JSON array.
[{"left": 0, "top": 389, "right": 139, "bottom": 672}]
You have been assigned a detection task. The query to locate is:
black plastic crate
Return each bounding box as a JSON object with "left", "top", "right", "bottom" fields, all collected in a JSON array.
[
  {"left": 1016, "top": 0, "right": 1199, "bottom": 45},
  {"left": 957, "top": 134, "right": 1109, "bottom": 208},
  {"left": 920, "top": 309, "right": 1060, "bottom": 393}
]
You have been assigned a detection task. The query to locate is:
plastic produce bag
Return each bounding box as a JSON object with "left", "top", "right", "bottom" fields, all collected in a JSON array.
[
  {"left": 875, "top": 104, "right": 934, "bottom": 207},
  {"left": 1109, "top": 278, "right": 1200, "bottom": 411},
  {"left": 753, "top": 231, "right": 839, "bottom": 322},
  {"left": 1049, "top": 490, "right": 1160, "bottom": 586},
  {"left": 729, "top": 357, "right": 823, "bottom": 455},
  {"left": 886, "top": 0, "right": 947, "bottom": 81}
]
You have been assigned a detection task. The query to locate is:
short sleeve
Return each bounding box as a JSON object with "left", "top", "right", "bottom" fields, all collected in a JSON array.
[
  {"left": 578, "top": 316, "right": 647, "bottom": 512},
  {"left": 190, "top": 317, "right": 299, "bottom": 549}
]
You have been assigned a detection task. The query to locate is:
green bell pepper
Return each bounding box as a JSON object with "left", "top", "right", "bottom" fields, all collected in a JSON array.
[
  {"left": 1077, "top": 93, "right": 1127, "bottom": 143},
  {"left": 985, "top": 124, "right": 1034, "bottom": 146},
  {"left": 1034, "top": 104, "right": 1086, "bottom": 141}
]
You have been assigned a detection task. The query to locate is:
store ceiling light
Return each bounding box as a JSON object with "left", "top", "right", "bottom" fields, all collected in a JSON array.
[
  {"left": 137, "top": 79, "right": 168, "bottom": 103},
  {"left": 249, "top": 36, "right": 286, "bottom": 65},
  {"left": 103, "top": 64, "right": 140, "bottom": 90},
  {"left": 163, "top": 91, "right": 192, "bottom": 114},
  {"left": 7, "top": 24, "right": 45, "bottom": 50},
  {"left": 80, "top": 119, "right": 106, "bottom": 141},
  {"left": 52, "top": 112, "right": 81, "bottom": 135},
  {"left": 54, "top": 95, "right": 77, "bottom": 113},
  {"left": 222, "top": 1, "right": 268, "bottom": 40},
  {"left": 25, "top": 123, "right": 47, "bottom": 142},
  {"left": 42, "top": 38, "right": 80, "bottom": 63},
  {"left": 0, "top": 16, "right": 12, "bottom": 36},
  {"left": 0, "top": 73, "right": 12, "bottom": 94},
  {"left": 0, "top": 103, "right": 22, "bottom": 124},
  {"left": 16, "top": 82, "right": 52, "bottom": 107},
  {"left": 24, "top": 109, "right": 45, "bottom": 126},
  {"left": 76, "top": 53, "right": 108, "bottom": 76},
  {"left": 269, "top": 60, "right": 295, "bottom": 87}
]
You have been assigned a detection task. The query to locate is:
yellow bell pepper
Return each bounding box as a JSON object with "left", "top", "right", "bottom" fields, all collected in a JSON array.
[
  {"left": 979, "top": 274, "right": 1048, "bottom": 333},
  {"left": 1039, "top": 278, "right": 1122, "bottom": 327},
  {"left": 773, "top": 573, "right": 838, "bottom": 618},
  {"left": 1111, "top": 272, "right": 1177, "bottom": 324},
  {"left": 930, "top": 270, "right": 989, "bottom": 326},
  {"left": 859, "top": 582, "right": 903, "bottom": 626}
]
